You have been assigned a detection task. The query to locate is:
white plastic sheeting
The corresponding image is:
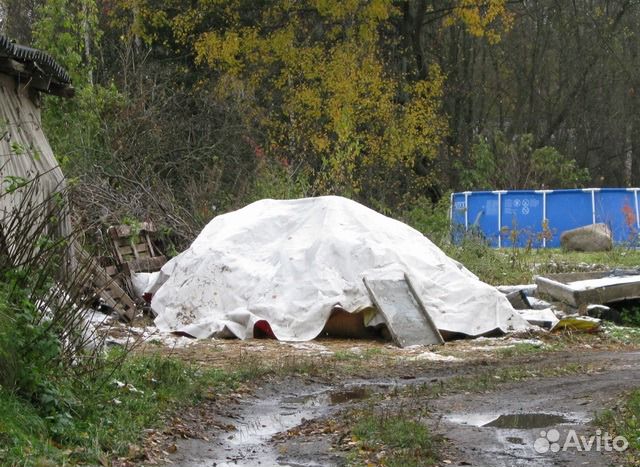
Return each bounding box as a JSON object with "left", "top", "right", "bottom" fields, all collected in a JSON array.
[
  {"left": 131, "top": 271, "right": 160, "bottom": 299},
  {"left": 150, "top": 196, "right": 530, "bottom": 341}
]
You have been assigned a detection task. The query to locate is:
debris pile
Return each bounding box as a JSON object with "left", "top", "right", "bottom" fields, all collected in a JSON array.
[
  {"left": 496, "top": 269, "right": 640, "bottom": 334},
  {"left": 82, "top": 199, "right": 640, "bottom": 347},
  {"left": 148, "top": 196, "right": 531, "bottom": 342}
]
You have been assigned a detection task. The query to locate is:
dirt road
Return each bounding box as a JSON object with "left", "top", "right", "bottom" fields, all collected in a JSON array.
[
  {"left": 434, "top": 350, "right": 640, "bottom": 467},
  {"left": 159, "top": 342, "right": 640, "bottom": 467}
]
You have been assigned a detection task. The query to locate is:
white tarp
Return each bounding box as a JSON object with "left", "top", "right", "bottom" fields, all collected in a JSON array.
[{"left": 150, "top": 196, "right": 530, "bottom": 340}]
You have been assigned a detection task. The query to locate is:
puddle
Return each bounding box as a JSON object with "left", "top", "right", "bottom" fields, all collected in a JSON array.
[
  {"left": 172, "top": 386, "right": 339, "bottom": 467},
  {"left": 329, "top": 387, "right": 369, "bottom": 404},
  {"left": 482, "top": 413, "right": 569, "bottom": 429},
  {"left": 220, "top": 396, "right": 326, "bottom": 466},
  {"left": 282, "top": 386, "right": 370, "bottom": 406},
  {"left": 447, "top": 412, "right": 580, "bottom": 429},
  {"left": 444, "top": 412, "right": 588, "bottom": 467}
]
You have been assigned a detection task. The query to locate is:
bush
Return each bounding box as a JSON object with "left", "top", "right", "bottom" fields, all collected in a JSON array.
[
  {"left": 0, "top": 175, "right": 253, "bottom": 466},
  {"left": 402, "top": 194, "right": 453, "bottom": 246}
]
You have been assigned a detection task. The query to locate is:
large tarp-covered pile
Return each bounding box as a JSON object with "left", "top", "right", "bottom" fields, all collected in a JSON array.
[{"left": 150, "top": 196, "right": 529, "bottom": 340}]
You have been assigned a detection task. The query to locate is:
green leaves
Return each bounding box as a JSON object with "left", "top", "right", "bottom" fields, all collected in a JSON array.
[
  {"left": 2, "top": 176, "right": 28, "bottom": 194},
  {"left": 461, "top": 131, "right": 590, "bottom": 190},
  {"left": 33, "top": 0, "right": 101, "bottom": 86}
]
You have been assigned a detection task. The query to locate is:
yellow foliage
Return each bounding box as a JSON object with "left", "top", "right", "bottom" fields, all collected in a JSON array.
[
  {"left": 195, "top": 31, "right": 244, "bottom": 70},
  {"left": 444, "top": 0, "right": 514, "bottom": 44},
  {"left": 156, "top": 0, "right": 447, "bottom": 202}
]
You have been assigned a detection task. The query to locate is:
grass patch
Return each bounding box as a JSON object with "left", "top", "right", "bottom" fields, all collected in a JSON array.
[
  {"left": 333, "top": 348, "right": 385, "bottom": 361},
  {"left": 410, "top": 362, "right": 584, "bottom": 398},
  {"left": 495, "top": 342, "right": 546, "bottom": 358},
  {"left": 334, "top": 350, "right": 364, "bottom": 361},
  {"left": 596, "top": 389, "right": 640, "bottom": 466},
  {"left": 0, "top": 351, "right": 247, "bottom": 467},
  {"left": 443, "top": 242, "right": 640, "bottom": 286},
  {"left": 604, "top": 324, "right": 640, "bottom": 346},
  {"left": 0, "top": 390, "right": 60, "bottom": 467},
  {"left": 349, "top": 408, "right": 438, "bottom": 467}
]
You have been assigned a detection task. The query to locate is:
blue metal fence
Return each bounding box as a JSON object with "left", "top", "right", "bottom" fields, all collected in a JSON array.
[{"left": 450, "top": 188, "right": 640, "bottom": 248}]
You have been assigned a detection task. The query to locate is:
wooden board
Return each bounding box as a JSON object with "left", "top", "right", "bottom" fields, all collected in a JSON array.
[
  {"left": 107, "top": 223, "right": 166, "bottom": 274},
  {"left": 363, "top": 273, "right": 444, "bottom": 347},
  {"left": 74, "top": 244, "right": 137, "bottom": 321}
]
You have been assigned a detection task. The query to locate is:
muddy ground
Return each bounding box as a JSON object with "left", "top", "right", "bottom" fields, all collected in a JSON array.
[{"left": 138, "top": 335, "right": 640, "bottom": 467}]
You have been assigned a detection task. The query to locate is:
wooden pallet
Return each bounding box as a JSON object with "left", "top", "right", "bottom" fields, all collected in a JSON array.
[
  {"left": 107, "top": 222, "right": 167, "bottom": 276},
  {"left": 74, "top": 245, "right": 137, "bottom": 321}
]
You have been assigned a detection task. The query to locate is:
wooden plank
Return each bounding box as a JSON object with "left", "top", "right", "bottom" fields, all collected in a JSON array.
[
  {"left": 118, "top": 244, "right": 134, "bottom": 255},
  {"left": 144, "top": 233, "right": 158, "bottom": 257},
  {"left": 107, "top": 227, "right": 126, "bottom": 264},
  {"left": 109, "top": 224, "right": 133, "bottom": 238},
  {"left": 130, "top": 238, "right": 141, "bottom": 262},
  {"left": 104, "top": 223, "right": 165, "bottom": 299},
  {"left": 74, "top": 245, "right": 137, "bottom": 321},
  {"left": 135, "top": 242, "right": 151, "bottom": 255},
  {"left": 363, "top": 275, "right": 444, "bottom": 347},
  {"left": 116, "top": 237, "right": 131, "bottom": 247},
  {"left": 123, "top": 256, "right": 167, "bottom": 274},
  {"left": 104, "top": 265, "right": 119, "bottom": 276},
  {"left": 109, "top": 222, "right": 157, "bottom": 239}
]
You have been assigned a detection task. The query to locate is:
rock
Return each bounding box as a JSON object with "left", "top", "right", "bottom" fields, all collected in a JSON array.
[{"left": 560, "top": 223, "right": 612, "bottom": 252}]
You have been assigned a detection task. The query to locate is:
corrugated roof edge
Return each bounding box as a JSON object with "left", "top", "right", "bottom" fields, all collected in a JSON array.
[{"left": 0, "top": 35, "right": 73, "bottom": 97}]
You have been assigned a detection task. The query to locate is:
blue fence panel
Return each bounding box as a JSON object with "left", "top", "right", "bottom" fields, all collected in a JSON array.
[
  {"left": 539, "top": 190, "right": 591, "bottom": 248},
  {"left": 500, "top": 191, "right": 544, "bottom": 248},
  {"left": 451, "top": 188, "right": 640, "bottom": 248},
  {"left": 595, "top": 189, "right": 638, "bottom": 244},
  {"left": 467, "top": 192, "right": 500, "bottom": 247},
  {"left": 450, "top": 193, "right": 467, "bottom": 244}
]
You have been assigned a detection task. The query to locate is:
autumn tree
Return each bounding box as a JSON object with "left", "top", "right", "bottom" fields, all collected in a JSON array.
[
  {"left": 125, "top": 0, "right": 447, "bottom": 209},
  {"left": 23, "top": 0, "right": 640, "bottom": 243}
]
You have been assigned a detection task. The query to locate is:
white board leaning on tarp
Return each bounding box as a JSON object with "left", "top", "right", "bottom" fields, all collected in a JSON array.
[{"left": 149, "top": 196, "right": 530, "bottom": 341}]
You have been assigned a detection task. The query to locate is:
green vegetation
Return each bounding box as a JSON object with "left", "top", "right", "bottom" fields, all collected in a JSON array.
[
  {"left": 0, "top": 180, "right": 251, "bottom": 466},
  {"left": 333, "top": 350, "right": 365, "bottom": 362},
  {"left": 460, "top": 132, "right": 590, "bottom": 191},
  {"left": 0, "top": 353, "right": 241, "bottom": 466},
  {"left": 597, "top": 390, "right": 640, "bottom": 466},
  {"left": 410, "top": 363, "right": 585, "bottom": 399},
  {"left": 349, "top": 408, "right": 438, "bottom": 467},
  {"left": 604, "top": 324, "right": 640, "bottom": 346},
  {"left": 9, "top": 0, "right": 637, "bottom": 250},
  {"left": 333, "top": 348, "right": 385, "bottom": 362},
  {"left": 494, "top": 342, "right": 546, "bottom": 359},
  {"left": 444, "top": 244, "right": 640, "bottom": 286},
  {"left": 620, "top": 308, "right": 640, "bottom": 328}
]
